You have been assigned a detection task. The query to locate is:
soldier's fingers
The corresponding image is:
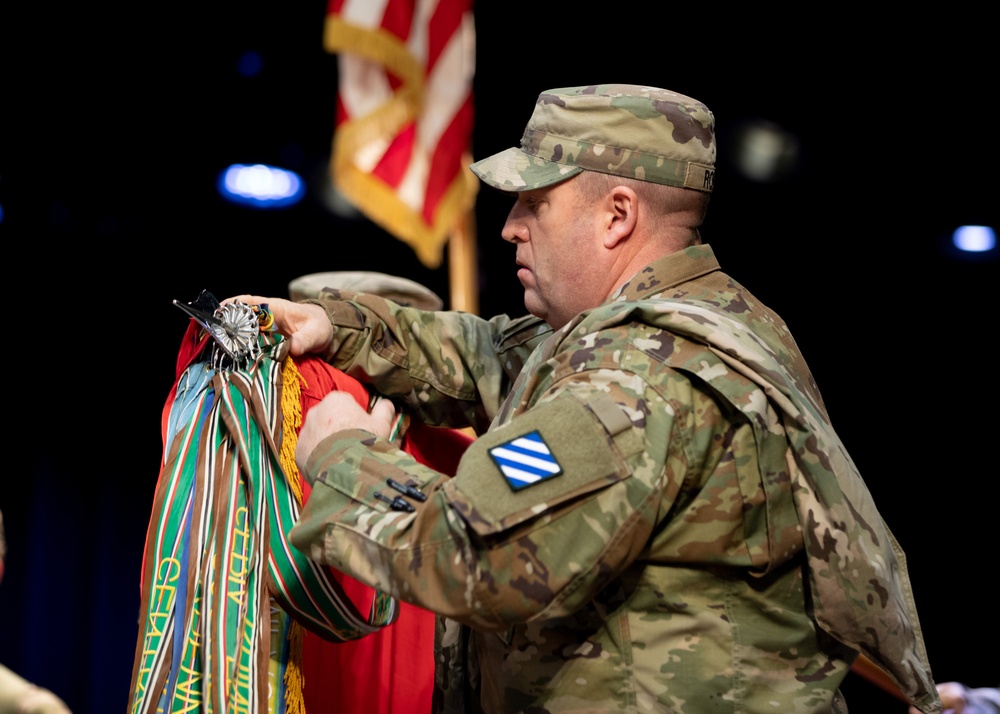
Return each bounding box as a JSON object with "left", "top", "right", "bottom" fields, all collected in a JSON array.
[
  {"left": 222, "top": 294, "right": 270, "bottom": 306},
  {"left": 369, "top": 397, "right": 398, "bottom": 438}
]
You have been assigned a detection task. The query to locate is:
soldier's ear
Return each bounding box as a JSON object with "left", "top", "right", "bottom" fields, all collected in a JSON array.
[{"left": 603, "top": 185, "right": 637, "bottom": 249}]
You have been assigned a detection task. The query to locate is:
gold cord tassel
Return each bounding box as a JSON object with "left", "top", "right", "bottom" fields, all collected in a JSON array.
[
  {"left": 283, "top": 623, "right": 307, "bottom": 714},
  {"left": 281, "top": 356, "right": 306, "bottom": 504},
  {"left": 280, "top": 356, "right": 308, "bottom": 714}
]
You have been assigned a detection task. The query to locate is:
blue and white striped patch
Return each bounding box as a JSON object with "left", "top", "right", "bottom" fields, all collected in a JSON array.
[{"left": 488, "top": 430, "right": 562, "bottom": 492}]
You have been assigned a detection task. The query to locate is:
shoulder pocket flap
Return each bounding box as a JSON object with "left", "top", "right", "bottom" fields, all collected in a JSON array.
[{"left": 445, "top": 393, "right": 634, "bottom": 536}]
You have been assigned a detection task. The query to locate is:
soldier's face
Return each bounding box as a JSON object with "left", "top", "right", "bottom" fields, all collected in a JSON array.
[{"left": 501, "top": 177, "right": 603, "bottom": 329}]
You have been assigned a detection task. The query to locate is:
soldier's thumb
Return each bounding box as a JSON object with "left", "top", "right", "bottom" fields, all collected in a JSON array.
[{"left": 369, "top": 397, "right": 398, "bottom": 439}]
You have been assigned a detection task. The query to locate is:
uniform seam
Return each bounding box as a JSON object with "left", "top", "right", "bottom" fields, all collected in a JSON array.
[{"left": 726, "top": 575, "right": 745, "bottom": 714}]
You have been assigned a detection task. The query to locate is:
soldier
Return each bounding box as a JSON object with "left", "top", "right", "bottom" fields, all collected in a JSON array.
[
  {"left": 229, "top": 84, "right": 942, "bottom": 713},
  {"left": 0, "top": 511, "right": 73, "bottom": 714}
]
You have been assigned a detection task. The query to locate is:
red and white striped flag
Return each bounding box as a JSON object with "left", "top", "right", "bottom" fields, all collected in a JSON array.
[{"left": 325, "top": 0, "right": 477, "bottom": 269}]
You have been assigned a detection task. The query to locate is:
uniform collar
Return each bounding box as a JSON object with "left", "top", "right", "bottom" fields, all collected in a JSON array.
[{"left": 611, "top": 243, "right": 721, "bottom": 303}]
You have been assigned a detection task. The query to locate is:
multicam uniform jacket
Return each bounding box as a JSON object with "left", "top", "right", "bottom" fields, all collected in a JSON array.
[{"left": 289, "top": 244, "right": 940, "bottom": 714}]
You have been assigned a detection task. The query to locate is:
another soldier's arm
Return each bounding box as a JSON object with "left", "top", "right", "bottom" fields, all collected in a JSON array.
[
  {"left": 0, "top": 664, "right": 72, "bottom": 714},
  {"left": 959, "top": 685, "right": 1000, "bottom": 714},
  {"left": 909, "top": 683, "right": 1000, "bottom": 714}
]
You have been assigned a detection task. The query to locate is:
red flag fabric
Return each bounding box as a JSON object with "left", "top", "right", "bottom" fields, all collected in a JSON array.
[
  {"left": 294, "top": 356, "right": 474, "bottom": 714},
  {"left": 138, "top": 324, "right": 473, "bottom": 714},
  {"left": 325, "top": 0, "right": 477, "bottom": 268}
]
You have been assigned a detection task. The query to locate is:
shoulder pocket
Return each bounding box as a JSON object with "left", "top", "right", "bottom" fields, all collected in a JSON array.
[{"left": 444, "top": 392, "right": 641, "bottom": 536}]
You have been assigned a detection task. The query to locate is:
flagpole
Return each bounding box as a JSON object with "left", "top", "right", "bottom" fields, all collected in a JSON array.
[
  {"left": 448, "top": 206, "right": 478, "bottom": 314},
  {"left": 849, "top": 654, "right": 908, "bottom": 704}
]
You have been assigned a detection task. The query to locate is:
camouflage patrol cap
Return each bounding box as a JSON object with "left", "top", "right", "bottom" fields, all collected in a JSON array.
[
  {"left": 288, "top": 271, "right": 444, "bottom": 310},
  {"left": 470, "top": 84, "right": 716, "bottom": 193}
]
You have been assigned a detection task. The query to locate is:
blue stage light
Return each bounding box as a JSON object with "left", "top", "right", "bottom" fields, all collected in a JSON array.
[
  {"left": 237, "top": 50, "right": 264, "bottom": 78},
  {"left": 217, "top": 163, "right": 305, "bottom": 209},
  {"left": 952, "top": 225, "right": 996, "bottom": 253}
]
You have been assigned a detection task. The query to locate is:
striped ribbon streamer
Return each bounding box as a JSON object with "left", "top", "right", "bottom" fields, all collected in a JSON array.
[{"left": 128, "top": 325, "right": 396, "bottom": 714}]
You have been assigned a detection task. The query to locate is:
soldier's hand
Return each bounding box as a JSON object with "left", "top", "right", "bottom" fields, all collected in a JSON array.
[
  {"left": 909, "top": 681, "right": 971, "bottom": 713},
  {"left": 0, "top": 665, "right": 73, "bottom": 714},
  {"left": 296, "top": 391, "right": 397, "bottom": 472},
  {"left": 224, "top": 295, "right": 332, "bottom": 356}
]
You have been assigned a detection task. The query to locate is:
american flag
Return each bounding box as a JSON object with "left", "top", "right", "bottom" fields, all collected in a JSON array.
[{"left": 325, "top": 0, "right": 477, "bottom": 269}]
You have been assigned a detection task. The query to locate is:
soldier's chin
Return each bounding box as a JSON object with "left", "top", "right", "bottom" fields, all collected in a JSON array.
[{"left": 522, "top": 292, "right": 547, "bottom": 321}]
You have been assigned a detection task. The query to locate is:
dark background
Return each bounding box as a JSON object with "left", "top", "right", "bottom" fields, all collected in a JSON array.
[{"left": 2, "top": 3, "right": 997, "bottom": 712}]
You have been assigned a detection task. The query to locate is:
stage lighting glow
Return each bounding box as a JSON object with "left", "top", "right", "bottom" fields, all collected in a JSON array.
[
  {"left": 237, "top": 50, "right": 263, "bottom": 78},
  {"left": 952, "top": 225, "right": 996, "bottom": 253},
  {"left": 732, "top": 119, "right": 800, "bottom": 183},
  {"left": 218, "top": 163, "right": 304, "bottom": 208}
]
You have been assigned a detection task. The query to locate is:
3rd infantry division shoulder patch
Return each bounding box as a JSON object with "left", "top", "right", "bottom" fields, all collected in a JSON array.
[{"left": 487, "top": 430, "right": 563, "bottom": 492}]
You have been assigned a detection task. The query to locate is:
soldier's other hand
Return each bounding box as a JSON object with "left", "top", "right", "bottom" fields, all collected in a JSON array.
[
  {"left": 296, "top": 392, "right": 397, "bottom": 472},
  {"left": 909, "top": 681, "right": 971, "bottom": 713},
  {"left": 0, "top": 665, "right": 73, "bottom": 714},
  {"left": 224, "top": 295, "right": 332, "bottom": 356}
]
